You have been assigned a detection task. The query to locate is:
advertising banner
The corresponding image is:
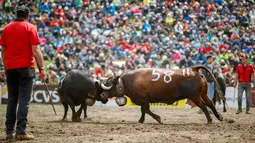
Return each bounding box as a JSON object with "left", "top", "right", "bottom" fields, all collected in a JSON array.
[
  {"left": 31, "top": 85, "right": 60, "bottom": 104},
  {"left": 0, "top": 85, "right": 60, "bottom": 104}
]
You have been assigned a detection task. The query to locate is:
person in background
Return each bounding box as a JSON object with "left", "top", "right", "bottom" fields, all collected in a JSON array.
[
  {"left": 233, "top": 53, "right": 255, "bottom": 114},
  {"left": 197, "top": 55, "right": 215, "bottom": 114},
  {"left": 0, "top": 5, "right": 46, "bottom": 141},
  {"left": 48, "top": 70, "right": 59, "bottom": 85},
  {"left": 187, "top": 56, "right": 195, "bottom": 67},
  {"left": 202, "top": 54, "right": 216, "bottom": 101}
]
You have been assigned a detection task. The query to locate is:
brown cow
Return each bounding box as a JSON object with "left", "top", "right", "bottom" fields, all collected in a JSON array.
[{"left": 100, "top": 65, "right": 225, "bottom": 124}]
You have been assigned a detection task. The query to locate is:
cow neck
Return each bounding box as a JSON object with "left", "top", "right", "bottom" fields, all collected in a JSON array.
[{"left": 116, "top": 77, "right": 125, "bottom": 96}]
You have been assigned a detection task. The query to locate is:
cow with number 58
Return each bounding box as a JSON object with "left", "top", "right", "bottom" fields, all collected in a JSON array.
[{"left": 100, "top": 65, "right": 225, "bottom": 124}]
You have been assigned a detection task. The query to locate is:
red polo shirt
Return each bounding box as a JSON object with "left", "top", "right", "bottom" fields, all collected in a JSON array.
[
  {"left": 0, "top": 20, "right": 40, "bottom": 70},
  {"left": 236, "top": 64, "right": 255, "bottom": 83}
]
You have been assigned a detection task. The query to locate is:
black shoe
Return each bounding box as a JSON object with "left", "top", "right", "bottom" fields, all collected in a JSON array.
[
  {"left": 6, "top": 134, "right": 14, "bottom": 142},
  {"left": 246, "top": 111, "right": 252, "bottom": 114},
  {"left": 15, "top": 133, "right": 34, "bottom": 141},
  {"left": 236, "top": 110, "right": 242, "bottom": 114}
]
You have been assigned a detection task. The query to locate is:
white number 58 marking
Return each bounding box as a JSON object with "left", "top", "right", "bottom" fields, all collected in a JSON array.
[{"left": 152, "top": 69, "right": 174, "bottom": 84}]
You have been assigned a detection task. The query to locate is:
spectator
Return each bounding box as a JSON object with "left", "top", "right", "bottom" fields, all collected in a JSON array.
[
  {"left": 48, "top": 71, "right": 59, "bottom": 85},
  {"left": 187, "top": 56, "right": 195, "bottom": 67}
]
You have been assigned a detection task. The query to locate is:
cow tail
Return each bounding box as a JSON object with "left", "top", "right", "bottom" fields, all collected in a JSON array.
[{"left": 193, "top": 65, "right": 226, "bottom": 102}]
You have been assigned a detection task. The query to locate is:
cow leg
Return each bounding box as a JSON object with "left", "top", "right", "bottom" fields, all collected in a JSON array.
[
  {"left": 62, "top": 101, "right": 68, "bottom": 121},
  {"left": 83, "top": 103, "right": 87, "bottom": 119},
  {"left": 202, "top": 94, "right": 224, "bottom": 122},
  {"left": 76, "top": 105, "right": 83, "bottom": 121},
  {"left": 70, "top": 105, "right": 81, "bottom": 122},
  {"left": 138, "top": 106, "right": 146, "bottom": 123},
  {"left": 206, "top": 103, "right": 224, "bottom": 122},
  {"left": 196, "top": 103, "right": 213, "bottom": 124},
  {"left": 223, "top": 100, "right": 227, "bottom": 112},
  {"left": 66, "top": 96, "right": 81, "bottom": 122},
  {"left": 212, "top": 95, "right": 216, "bottom": 106},
  {"left": 141, "top": 103, "right": 162, "bottom": 124}
]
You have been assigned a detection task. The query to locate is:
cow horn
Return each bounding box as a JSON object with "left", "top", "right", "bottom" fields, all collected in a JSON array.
[
  {"left": 111, "top": 69, "right": 116, "bottom": 77},
  {"left": 101, "top": 83, "right": 112, "bottom": 90},
  {"left": 94, "top": 79, "right": 100, "bottom": 83}
]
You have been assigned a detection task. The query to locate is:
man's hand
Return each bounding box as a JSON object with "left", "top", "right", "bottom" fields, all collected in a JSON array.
[
  {"left": 39, "top": 69, "right": 47, "bottom": 80},
  {"left": 233, "top": 81, "right": 237, "bottom": 88}
]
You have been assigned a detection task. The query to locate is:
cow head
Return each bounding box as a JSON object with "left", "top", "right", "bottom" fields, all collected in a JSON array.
[
  {"left": 100, "top": 76, "right": 125, "bottom": 100},
  {"left": 92, "top": 77, "right": 109, "bottom": 104}
]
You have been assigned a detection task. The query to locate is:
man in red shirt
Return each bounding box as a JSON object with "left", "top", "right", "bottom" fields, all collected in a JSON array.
[
  {"left": 0, "top": 5, "right": 46, "bottom": 141},
  {"left": 233, "top": 53, "right": 255, "bottom": 114}
]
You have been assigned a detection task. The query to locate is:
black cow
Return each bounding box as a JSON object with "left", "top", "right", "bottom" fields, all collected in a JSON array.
[
  {"left": 57, "top": 69, "right": 108, "bottom": 122},
  {"left": 213, "top": 72, "right": 227, "bottom": 112}
]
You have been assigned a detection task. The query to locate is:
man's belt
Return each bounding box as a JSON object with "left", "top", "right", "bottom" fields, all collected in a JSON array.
[{"left": 239, "top": 82, "right": 251, "bottom": 84}]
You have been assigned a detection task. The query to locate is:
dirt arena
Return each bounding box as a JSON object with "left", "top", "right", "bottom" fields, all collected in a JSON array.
[{"left": 0, "top": 104, "right": 254, "bottom": 143}]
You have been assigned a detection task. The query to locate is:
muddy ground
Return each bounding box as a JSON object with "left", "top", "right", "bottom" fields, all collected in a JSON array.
[{"left": 0, "top": 104, "right": 254, "bottom": 143}]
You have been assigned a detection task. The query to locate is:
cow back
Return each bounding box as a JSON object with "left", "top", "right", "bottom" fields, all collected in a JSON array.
[
  {"left": 121, "top": 68, "right": 203, "bottom": 103},
  {"left": 61, "top": 70, "right": 96, "bottom": 97}
]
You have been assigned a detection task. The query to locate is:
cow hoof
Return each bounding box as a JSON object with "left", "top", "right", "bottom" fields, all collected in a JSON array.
[
  {"left": 207, "top": 120, "right": 213, "bottom": 124},
  {"left": 72, "top": 119, "right": 81, "bottom": 122},
  {"left": 223, "top": 109, "right": 227, "bottom": 112},
  {"left": 156, "top": 116, "right": 163, "bottom": 124},
  {"left": 138, "top": 119, "right": 144, "bottom": 124},
  {"left": 72, "top": 116, "right": 81, "bottom": 122},
  {"left": 218, "top": 114, "right": 224, "bottom": 121},
  {"left": 207, "top": 119, "right": 212, "bottom": 125}
]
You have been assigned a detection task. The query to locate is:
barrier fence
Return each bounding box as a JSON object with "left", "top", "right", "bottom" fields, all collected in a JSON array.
[{"left": 0, "top": 85, "right": 255, "bottom": 108}]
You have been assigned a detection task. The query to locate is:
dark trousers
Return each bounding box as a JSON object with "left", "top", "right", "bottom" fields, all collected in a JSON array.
[
  {"left": 237, "top": 83, "right": 251, "bottom": 111},
  {"left": 5, "top": 68, "right": 34, "bottom": 135}
]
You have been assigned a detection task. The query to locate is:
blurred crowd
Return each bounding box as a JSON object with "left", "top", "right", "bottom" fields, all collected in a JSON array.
[{"left": 0, "top": 0, "right": 255, "bottom": 85}]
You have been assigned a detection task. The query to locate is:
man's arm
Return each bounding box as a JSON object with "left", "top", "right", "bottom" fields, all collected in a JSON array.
[
  {"left": 32, "top": 45, "right": 44, "bottom": 71},
  {"left": 252, "top": 66, "right": 255, "bottom": 83},
  {"left": 250, "top": 64, "right": 255, "bottom": 83}
]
